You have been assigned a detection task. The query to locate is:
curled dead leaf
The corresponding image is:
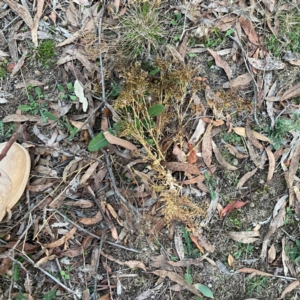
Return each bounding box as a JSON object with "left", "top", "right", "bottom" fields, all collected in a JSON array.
[
  {"left": 79, "top": 211, "right": 102, "bottom": 225},
  {"left": 228, "top": 231, "right": 260, "bottom": 243},
  {"left": 246, "top": 119, "right": 264, "bottom": 149},
  {"left": 163, "top": 161, "right": 200, "bottom": 175},
  {"left": 236, "top": 168, "right": 258, "bottom": 189},
  {"left": 207, "top": 48, "right": 231, "bottom": 80},
  {"left": 212, "top": 140, "right": 238, "bottom": 171}
]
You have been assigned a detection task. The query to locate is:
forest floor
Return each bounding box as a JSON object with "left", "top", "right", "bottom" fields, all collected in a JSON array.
[{"left": 1, "top": 1, "right": 300, "bottom": 299}]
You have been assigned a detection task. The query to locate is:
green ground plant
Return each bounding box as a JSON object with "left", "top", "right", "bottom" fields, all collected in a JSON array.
[
  {"left": 18, "top": 86, "right": 48, "bottom": 122},
  {"left": 119, "top": 3, "right": 168, "bottom": 60},
  {"left": 233, "top": 243, "right": 254, "bottom": 260},
  {"left": 0, "top": 64, "right": 7, "bottom": 78},
  {"left": 0, "top": 121, "right": 14, "bottom": 140},
  {"left": 57, "top": 82, "right": 77, "bottom": 101},
  {"left": 266, "top": 114, "right": 300, "bottom": 150},
  {"left": 246, "top": 276, "right": 269, "bottom": 295},
  {"left": 285, "top": 239, "right": 300, "bottom": 262},
  {"left": 36, "top": 40, "right": 56, "bottom": 68}
]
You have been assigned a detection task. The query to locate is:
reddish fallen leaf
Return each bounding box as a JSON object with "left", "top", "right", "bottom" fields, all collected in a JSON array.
[
  {"left": 207, "top": 48, "right": 231, "bottom": 80},
  {"left": 220, "top": 200, "right": 247, "bottom": 218},
  {"left": 239, "top": 15, "right": 259, "bottom": 45},
  {"left": 237, "top": 267, "right": 273, "bottom": 277},
  {"left": 187, "top": 143, "right": 197, "bottom": 164},
  {"left": 0, "top": 257, "right": 11, "bottom": 275},
  {"left": 229, "top": 73, "right": 252, "bottom": 89},
  {"left": 280, "top": 280, "right": 300, "bottom": 299},
  {"left": 190, "top": 234, "right": 205, "bottom": 254}
]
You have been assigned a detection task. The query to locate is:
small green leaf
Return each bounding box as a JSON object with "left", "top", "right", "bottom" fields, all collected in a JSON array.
[
  {"left": 147, "top": 104, "right": 165, "bottom": 117},
  {"left": 43, "top": 288, "right": 57, "bottom": 300},
  {"left": 149, "top": 67, "right": 160, "bottom": 76},
  {"left": 57, "top": 84, "right": 65, "bottom": 92},
  {"left": 194, "top": 283, "right": 214, "bottom": 299},
  {"left": 43, "top": 111, "right": 59, "bottom": 121},
  {"left": 35, "top": 87, "right": 42, "bottom": 96},
  {"left": 18, "top": 105, "right": 32, "bottom": 111},
  {"left": 13, "top": 264, "right": 20, "bottom": 281},
  {"left": 65, "top": 274, "right": 70, "bottom": 280},
  {"left": 60, "top": 271, "right": 65, "bottom": 276},
  {"left": 67, "top": 82, "right": 74, "bottom": 92},
  {"left": 88, "top": 132, "right": 109, "bottom": 152},
  {"left": 69, "top": 95, "right": 77, "bottom": 101},
  {"left": 188, "top": 53, "right": 197, "bottom": 58},
  {"left": 225, "top": 28, "right": 234, "bottom": 37},
  {"left": 185, "top": 271, "right": 193, "bottom": 285}
]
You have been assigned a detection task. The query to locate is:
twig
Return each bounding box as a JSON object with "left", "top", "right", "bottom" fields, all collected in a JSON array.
[
  {"left": 228, "top": 34, "right": 259, "bottom": 125},
  {"left": 93, "top": 231, "right": 106, "bottom": 300},
  {"left": 21, "top": 252, "right": 79, "bottom": 297},
  {"left": 105, "top": 241, "right": 142, "bottom": 254}
]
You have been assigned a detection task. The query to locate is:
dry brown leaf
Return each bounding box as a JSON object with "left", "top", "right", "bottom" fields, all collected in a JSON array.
[
  {"left": 265, "top": 147, "right": 275, "bottom": 181},
  {"left": 174, "top": 226, "right": 185, "bottom": 260},
  {"left": 228, "top": 254, "right": 234, "bottom": 267},
  {"left": 180, "top": 174, "right": 205, "bottom": 185},
  {"left": 246, "top": 141, "right": 265, "bottom": 169},
  {"left": 79, "top": 211, "right": 102, "bottom": 225},
  {"left": 212, "top": 140, "right": 238, "bottom": 170},
  {"left": 62, "top": 157, "right": 82, "bottom": 182},
  {"left": 268, "top": 244, "right": 276, "bottom": 264},
  {"left": 34, "top": 254, "right": 56, "bottom": 267},
  {"left": 228, "top": 73, "right": 252, "bottom": 89},
  {"left": 31, "top": 0, "right": 44, "bottom": 47},
  {"left": 225, "top": 144, "right": 249, "bottom": 159},
  {"left": 189, "top": 118, "right": 206, "bottom": 145},
  {"left": 228, "top": 231, "right": 260, "bottom": 243},
  {"left": 65, "top": 49, "right": 98, "bottom": 73},
  {"left": 237, "top": 268, "right": 273, "bottom": 277},
  {"left": 152, "top": 270, "right": 202, "bottom": 297},
  {"left": 101, "top": 251, "right": 146, "bottom": 271},
  {"left": 16, "top": 80, "right": 44, "bottom": 89},
  {"left": 64, "top": 199, "right": 94, "bottom": 208},
  {"left": 163, "top": 161, "right": 200, "bottom": 175},
  {"left": 207, "top": 48, "right": 231, "bottom": 80},
  {"left": 282, "top": 237, "right": 289, "bottom": 276},
  {"left": 288, "top": 143, "right": 300, "bottom": 206},
  {"left": 167, "top": 256, "right": 206, "bottom": 267},
  {"left": 261, "top": 201, "right": 286, "bottom": 260},
  {"left": 233, "top": 127, "right": 272, "bottom": 143},
  {"left": 247, "top": 56, "right": 285, "bottom": 71},
  {"left": 239, "top": 15, "right": 259, "bottom": 45},
  {"left": 11, "top": 51, "right": 28, "bottom": 77},
  {"left": 280, "top": 280, "right": 300, "bottom": 299},
  {"left": 191, "top": 230, "right": 215, "bottom": 253},
  {"left": 246, "top": 119, "right": 264, "bottom": 149},
  {"left": 262, "top": 0, "right": 275, "bottom": 11},
  {"left": 3, "top": 0, "right": 33, "bottom": 28},
  {"left": 0, "top": 257, "right": 11, "bottom": 275},
  {"left": 236, "top": 168, "right": 258, "bottom": 189},
  {"left": 281, "top": 82, "right": 300, "bottom": 101},
  {"left": 173, "top": 144, "right": 186, "bottom": 162},
  {"left": 70, "top": 120, "right": 88, "bottom": 130},
  {"left": 106, "top": 204, "right": 123, "bottom": 227},
  {"left": 177, "top": 33, "right": 188, "bottom": 59},
  {"left": 46, "top": 227, "right": 77, "bottom": 249},
  {"left": 190, "top": 234, "right": 205, "bottom": 254},
  {"left": 187, "top": 144, "right": 196, "bottom": 164},
  {"left": 166, "top": 44, "right": 185, "bottom": 64},
  {"left": 202, "top": 126, "right": 212, "bottom": 168},
  {"left": 80, "top": 161, "right": 99, "bottom": 185},
  {"left": 104, "top": 131, "right": 137, "bottom": 151}
]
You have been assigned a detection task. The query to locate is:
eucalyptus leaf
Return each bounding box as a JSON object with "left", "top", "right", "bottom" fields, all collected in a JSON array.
[{"left": 18, "top": 105, "right": 32, "bottom": 111}]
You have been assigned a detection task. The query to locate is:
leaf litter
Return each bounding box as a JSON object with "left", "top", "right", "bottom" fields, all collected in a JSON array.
[{"left": 1, "top": 0, "right": 300, "bottom": 299}]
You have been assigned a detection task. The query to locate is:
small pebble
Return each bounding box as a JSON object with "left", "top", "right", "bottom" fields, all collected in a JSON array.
[
  {"left": 61, "top": 20, "right": 68, "bottom": 27},
  {"left": 43, "top": 16, "right": 48, "bottom": 21},
  {"left": 232, "top": 158, "right": 238, "bottom": 166},
  {"left": 208, "top": 283, "right": 212, "bottom": 288},
  {"left": 250, "top": 202, "right": 255, "bottom": 208}
]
